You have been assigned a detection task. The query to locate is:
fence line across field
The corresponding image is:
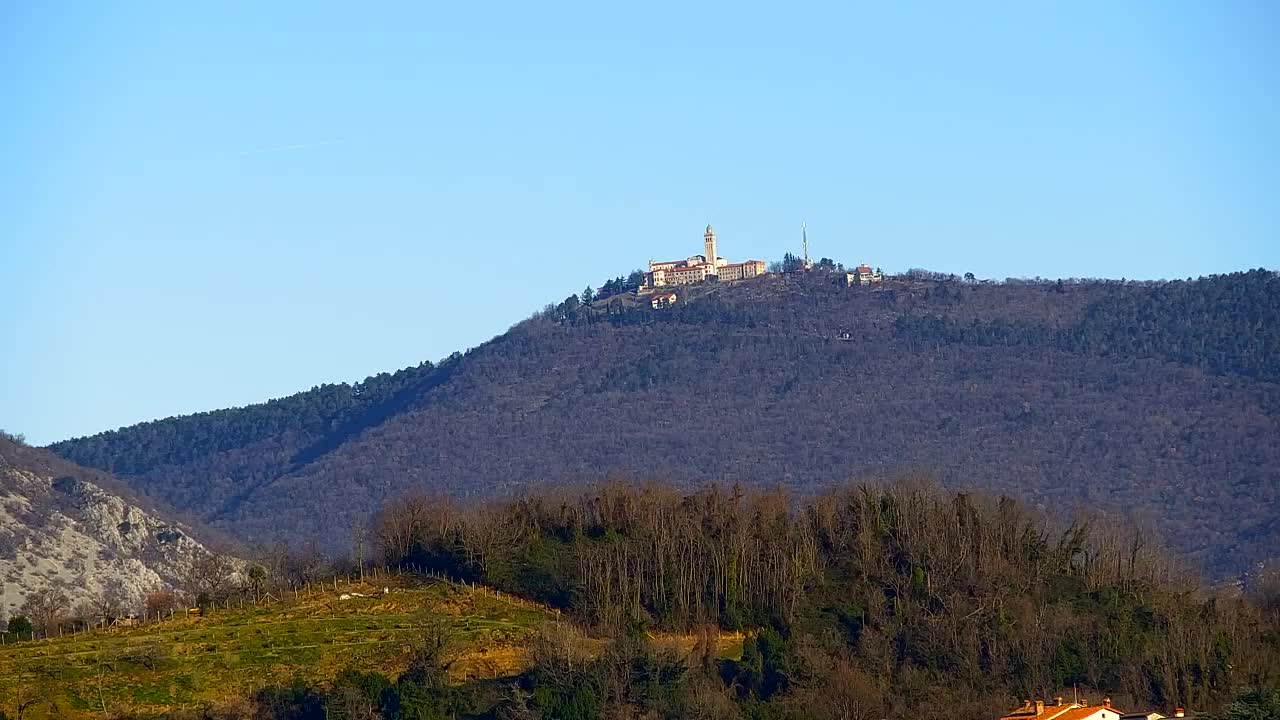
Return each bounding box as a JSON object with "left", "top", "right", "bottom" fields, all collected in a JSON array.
[{"left": 0, "top": 565, "right": 561, "bottom": 648}]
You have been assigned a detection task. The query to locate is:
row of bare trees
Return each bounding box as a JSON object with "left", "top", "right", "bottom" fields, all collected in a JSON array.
[
  {"left": 4, "top": 547, "right": 246, "bottom": 640},
  {"left": 5, "top": 586, "right": 178, "bottom": 640},
  {"left": 371, "top": 482, "right": 824, "bottom": 630}
]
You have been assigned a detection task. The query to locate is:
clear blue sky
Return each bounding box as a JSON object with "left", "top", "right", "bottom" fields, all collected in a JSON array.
[{"left": 2, "top": 1, "right": 1277, "bottom": 446}]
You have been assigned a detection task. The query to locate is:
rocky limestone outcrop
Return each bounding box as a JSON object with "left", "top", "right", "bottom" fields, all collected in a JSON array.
[{"left": 0, "top": 466, "right": 211, "bottom": 620}]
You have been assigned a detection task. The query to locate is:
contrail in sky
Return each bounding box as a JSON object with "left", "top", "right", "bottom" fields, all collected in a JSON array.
[{"left": 237, "top": 139, "right": 342, "bottom": 156}]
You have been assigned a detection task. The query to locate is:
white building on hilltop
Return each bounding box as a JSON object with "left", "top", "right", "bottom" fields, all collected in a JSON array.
[{"left": 646, "top": 225, "right": 767, "bottom": 288}]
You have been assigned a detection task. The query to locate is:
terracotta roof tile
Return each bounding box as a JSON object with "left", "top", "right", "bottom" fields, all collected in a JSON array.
[{"left": 1002, "top": 703, "right": 1126, "bottom": 720}]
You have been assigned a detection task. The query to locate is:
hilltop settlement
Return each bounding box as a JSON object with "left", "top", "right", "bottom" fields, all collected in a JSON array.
[
  {"left": 641, "top": 223, "right": 880, "bottom": 293},
  {"left": 601, "top": 223, "right": 881, "bottom": 311}
]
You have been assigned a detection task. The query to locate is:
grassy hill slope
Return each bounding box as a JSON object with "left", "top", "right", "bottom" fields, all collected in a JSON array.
[
  {"left": 0, "top": 576, "right": 552, "bottom": 719},
  {"left": 47, "top": 270, "right": 1280, "bottom": 575}
]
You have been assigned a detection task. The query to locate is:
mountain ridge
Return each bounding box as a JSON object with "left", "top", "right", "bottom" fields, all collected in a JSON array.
[{"left": 47, "top": 269, "right": 1280, "bottom": 576}]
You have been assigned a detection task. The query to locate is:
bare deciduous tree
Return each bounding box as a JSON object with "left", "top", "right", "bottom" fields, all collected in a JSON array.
[
  {"left": 182, "top": 549, "right": 237, "bottom": 606},
  {"left": 20, "top": 586, "right": 69, "bottom": 634},
  {"left": 145, "top": 590, "right": 178, "bottom": 616},
  {"left": 90, "top": 585, "right": 130, "bottom": 625},
  {"left": 351, "top": 516, "right": 369, "bottom": 581}
]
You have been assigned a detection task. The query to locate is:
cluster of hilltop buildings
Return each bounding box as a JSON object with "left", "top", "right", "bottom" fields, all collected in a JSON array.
[
  {"left": 639, "top": 223, "right": 882, "bottom": 298},
  {"left": 644, "top": 225, "right": 767, "bottom": 289}
]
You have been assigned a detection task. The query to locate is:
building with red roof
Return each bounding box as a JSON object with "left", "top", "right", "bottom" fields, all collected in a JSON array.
[{"left": 1001, "top": 698, "right": 1125, "bottom": 720}]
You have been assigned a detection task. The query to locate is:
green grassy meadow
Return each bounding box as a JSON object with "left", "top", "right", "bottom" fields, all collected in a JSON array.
[{"left": 0, "top": 577, "right": 551, "bottom": 719}]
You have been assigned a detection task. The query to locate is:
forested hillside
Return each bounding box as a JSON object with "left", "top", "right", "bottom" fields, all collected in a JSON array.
[
  {"left": 48, "top": 270, "right": 1280, "bottom": 576},
  {"left": 352, "top": 480, "right": 1280, "bottom": 719}
]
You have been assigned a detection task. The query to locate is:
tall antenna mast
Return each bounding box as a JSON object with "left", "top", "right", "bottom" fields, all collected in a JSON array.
[{"left": 802, "top": 221, "right": 810, "bottom": 269}]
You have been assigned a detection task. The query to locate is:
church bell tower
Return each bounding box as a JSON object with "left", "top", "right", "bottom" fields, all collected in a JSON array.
[{"left": 704, "top": 224, "right": 718, "bottom": 271}]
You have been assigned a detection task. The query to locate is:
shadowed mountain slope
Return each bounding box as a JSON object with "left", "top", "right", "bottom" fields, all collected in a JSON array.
[{"left": 48, "top": 269, "right": 1280, "bottom": 575}]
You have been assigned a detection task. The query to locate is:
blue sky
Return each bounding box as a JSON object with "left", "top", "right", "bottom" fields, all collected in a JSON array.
[{"left": 1, "top": 1, "right": 1277, "bottom": 445}]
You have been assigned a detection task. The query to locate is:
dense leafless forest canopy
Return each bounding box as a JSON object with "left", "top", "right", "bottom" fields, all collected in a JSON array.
[{"left": 47, "top": 269, "right": 1280, "bottom": 577}]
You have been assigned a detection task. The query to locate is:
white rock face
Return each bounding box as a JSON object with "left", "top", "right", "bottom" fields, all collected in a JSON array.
[{"left": 0, "top": 467, "right": 210, "bottom": 619}]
